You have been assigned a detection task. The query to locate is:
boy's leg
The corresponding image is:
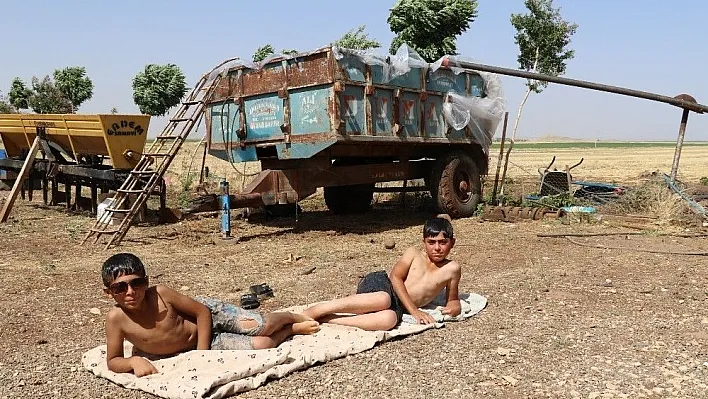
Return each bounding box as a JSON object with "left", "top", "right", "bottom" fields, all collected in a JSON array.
[
  {"left": 303, "top": 291, "right": 391, "bottom": 321},
  {"left": 251, "top": 313, "right": 320, "bottom": 349},
  {"left": 259, "top": 311, "right": 317, "bottom": 336},
  {"left": 321, "top": 309, "right": 398, "bottom": 331}
]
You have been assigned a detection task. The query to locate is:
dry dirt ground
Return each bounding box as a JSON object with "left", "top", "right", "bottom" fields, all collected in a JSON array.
[{"left": 1, "top": 145, "right": 708, "bottom": 398}]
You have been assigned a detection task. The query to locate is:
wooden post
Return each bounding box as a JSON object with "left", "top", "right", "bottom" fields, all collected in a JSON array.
[
  {"left": 0, "top": 136, "right": 41, "bottom": 222},
  {"left": 491, "top": 112, "right": 509, "bottom": 203}
]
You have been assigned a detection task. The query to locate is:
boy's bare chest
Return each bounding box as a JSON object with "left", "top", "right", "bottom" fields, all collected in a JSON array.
[
  {"left": 409, "top": 256, "right": 447, "bottom": 283},
  {"left": 124, "top": 304, "right": 189, "bottom": 344}
]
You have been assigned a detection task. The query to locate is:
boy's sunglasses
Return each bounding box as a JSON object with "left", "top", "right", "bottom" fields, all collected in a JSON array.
[{"left": 108, "top": 277, "right": 148, "bottom": 295}]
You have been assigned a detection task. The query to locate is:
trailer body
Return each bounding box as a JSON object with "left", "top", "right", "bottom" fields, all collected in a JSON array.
[{"left": 204, "top": 46, "right": 505, "bottom": 217}]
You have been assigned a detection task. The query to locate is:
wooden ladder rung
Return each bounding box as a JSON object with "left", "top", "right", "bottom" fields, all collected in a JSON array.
[
  {"left": 142, "top": 152, "right": 172, "bottom": 157},
  {"left": 117, "top": 189, "right": 146, "bottom": 194},
  {"left": 90, "top": 228, "right": 119, "bottom": 234},
  {"left": 104, "top": 208, "right": 130, "bottom": 213}
]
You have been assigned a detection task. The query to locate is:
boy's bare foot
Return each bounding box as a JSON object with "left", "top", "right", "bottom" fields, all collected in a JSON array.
[
  {"left": 302, "top": 304, "right": 324, "bottom": 320},
  {"left": 290, "top": 312, "right": 315, "bottom": 323},
  {"left": 291, "top": 320, "right": 320, "bottom": 335}
]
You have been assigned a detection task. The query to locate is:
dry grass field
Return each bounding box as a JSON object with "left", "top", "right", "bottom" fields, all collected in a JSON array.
[{"left": 1, "top": 142, "right": 708, "bottom": 398}]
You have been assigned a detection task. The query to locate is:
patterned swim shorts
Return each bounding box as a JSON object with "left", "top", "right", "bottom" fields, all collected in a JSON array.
[{"left": 195, "top": 297, "right": 266, "bottom": 350}]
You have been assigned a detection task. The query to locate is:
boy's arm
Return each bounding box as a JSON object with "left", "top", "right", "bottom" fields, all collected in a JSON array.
[
  {"left": 156, "top": 285, "right": 212, "bottom": 350},
  {"left": 441, "top": 261, "right": 462, "bottom": 317},
  {"left": 389, "top": 247, "right": 437, "bottom": 325},
  {"left": 105, "top": 310, "right": 158, "bottom": 377}
]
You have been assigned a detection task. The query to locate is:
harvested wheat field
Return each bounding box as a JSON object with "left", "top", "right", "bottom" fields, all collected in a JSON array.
[{"left": 1, "top": 143, "right": 708, "bottom": 398}]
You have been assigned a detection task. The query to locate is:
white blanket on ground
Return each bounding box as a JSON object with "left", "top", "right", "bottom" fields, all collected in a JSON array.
[{"left": 82, "top": 293, "right": 487, "bottom": 399}]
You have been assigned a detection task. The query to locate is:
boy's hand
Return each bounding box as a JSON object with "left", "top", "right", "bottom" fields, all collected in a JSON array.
[
  {"left": 130, "top": 357, "right": 158, "bottom": 377},
  {"left": 411, "top": 310, "right": 437, "bottom": 325},
  {"left": 441, "top": 300, "right": 462, "bottom": 317}
]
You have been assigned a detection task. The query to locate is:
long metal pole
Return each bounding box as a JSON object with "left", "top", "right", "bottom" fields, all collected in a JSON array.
[
  {"left": 670, "top": 109, "right": 691, "bottom": 181},
  {"left": 444, "top": 59, "right": 707, "bottom": 114}
]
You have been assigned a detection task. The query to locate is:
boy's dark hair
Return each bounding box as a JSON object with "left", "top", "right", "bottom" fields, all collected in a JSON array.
[
  {"left": 423, "top": 217, "right": 454, "bottom": 239},
  {"left": 101, "top": 253, "right": 146, "bottom": 287}
]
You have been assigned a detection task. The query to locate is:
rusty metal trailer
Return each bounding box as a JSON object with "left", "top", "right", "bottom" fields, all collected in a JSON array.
[{"left": 204, "top": 45, "right": 505, "bottom": 217}]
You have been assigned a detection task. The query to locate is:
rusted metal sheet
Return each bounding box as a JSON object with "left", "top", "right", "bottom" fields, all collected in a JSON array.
[
  {"left": 242, "top": 62, "right": 287, "bottom": 97},
  {"left": 288, "top": 51, "right": 334, "bottom": 88}
]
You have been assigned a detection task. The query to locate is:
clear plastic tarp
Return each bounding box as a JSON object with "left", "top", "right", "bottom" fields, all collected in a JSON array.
[
  {"left": 334, "top": 46, "right": 506, "bottom": 152},
  {"left": 333, "top": 44, "right": 428, "bottom": 84},
  {"left": 432, "top": 55, "right": 506, "bottom": 150}
]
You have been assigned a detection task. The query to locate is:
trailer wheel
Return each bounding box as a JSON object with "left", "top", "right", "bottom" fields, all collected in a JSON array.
[
  {"left": 324, "top": 184, "right": 374, "bottom": 214},
  {"left": 434, "top": 152, "right": 481, "bottom": 218}
]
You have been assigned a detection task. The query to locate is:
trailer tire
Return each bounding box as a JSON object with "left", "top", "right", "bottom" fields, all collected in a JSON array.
[
  {"left": 324, "top": 184, "right": 374, "bottom": 214},
  {"left": 434, "top": 152, "right": 481, "bottom": 218}
]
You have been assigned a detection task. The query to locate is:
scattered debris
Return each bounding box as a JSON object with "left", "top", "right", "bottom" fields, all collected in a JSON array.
[{"left": 384, "top": 239, "right": 396, "bottom": 250}]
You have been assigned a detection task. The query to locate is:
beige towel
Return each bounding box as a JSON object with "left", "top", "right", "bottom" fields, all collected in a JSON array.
[{"left": 82, "top": 294, "right": 486, "bottom": 398}]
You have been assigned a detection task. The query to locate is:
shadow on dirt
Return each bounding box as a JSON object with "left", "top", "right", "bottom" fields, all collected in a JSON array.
[{"left": 245, "top": 203, "right": 437, "bottom": 236}]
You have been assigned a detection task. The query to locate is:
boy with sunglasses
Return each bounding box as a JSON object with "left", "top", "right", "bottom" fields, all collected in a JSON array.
[
  {"left": 101, "top": 253, "right": 319, "bottom": 377},
  {"left": 303, "top": 216, "right": 461, "bottom": 330}
]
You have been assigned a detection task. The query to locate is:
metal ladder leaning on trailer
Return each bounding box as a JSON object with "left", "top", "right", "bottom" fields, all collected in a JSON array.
[{"left": 82, "top": 59, "right": 235, "bottom": 249}]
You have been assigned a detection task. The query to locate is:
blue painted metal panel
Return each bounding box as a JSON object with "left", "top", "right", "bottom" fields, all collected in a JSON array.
[
  {"left": 209, "top": 102, "right": 240, "bottom": 145},
  {"left": 398, "top": 92, "right": 420, "bottom": 137},
  {"left": 372, "top": 65, "right": 422, "bottom": 89},
  {"left": 423, "top": 95, "right": 446, "bottom": 137},
  {"left": 370, "top": 89, "right": 393, "bottom": 136},
  {"left": 338, "top": 55, "right": 366, "bottom": 82},
  {"left": 208, "top": 147, "right": 258, "bottom": 163},
  {"left": 229, "top": 146, "right": 258, "bottom": 162},
  {"left": 0, "top": 149, "right": 6, "bottom": 179},
  {"left": 470, "top": 74, "right": 485, "bottom": 97},
  {"left": 428, "top": 69, "right": 466, "bottom": 93},
  {"left": 340, "top": 86, "right": 366, "bottom": 134},
  {"left": 244, "top": 94, "right": 285, "bottom": 141},
  {"left": 290, "top": 86, "right": 333, "bottom": 135},
  {"left": 276, "top": 139, "right": 338, "bottom": 160}
]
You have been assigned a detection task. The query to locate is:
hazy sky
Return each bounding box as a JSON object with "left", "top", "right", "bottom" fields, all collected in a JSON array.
[{"left": 1, "top": 0, "right": 707, "bottom": 141}]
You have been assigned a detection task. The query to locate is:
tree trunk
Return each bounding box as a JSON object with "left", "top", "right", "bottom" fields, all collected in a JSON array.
[
  {"left": 498, "top": 48, "right": 540, "bottom": 200},
  {"left": 498, "top": 87, "right": 532, "bottom": 198}
]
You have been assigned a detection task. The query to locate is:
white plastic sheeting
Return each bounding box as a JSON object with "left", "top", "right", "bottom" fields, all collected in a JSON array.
[{"left": 334, "top": 46, "right": 506, "bottom": 151}]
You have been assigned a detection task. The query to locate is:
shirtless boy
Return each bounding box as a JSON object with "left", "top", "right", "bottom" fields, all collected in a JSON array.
[
  {"left": 101, "top": 253, "right": 319, "bottom": 377},
  {"left": 304, "top": 216, "right": 461, "bottom": 330}
]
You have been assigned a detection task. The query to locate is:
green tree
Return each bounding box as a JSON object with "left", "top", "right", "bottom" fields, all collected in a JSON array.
[
  {"left": 281, "top": 49, "right": 299, "bottom": 56},
  {"left": 334, "top": 25, "right": 381, "bottom": 50},
  {"left": 253, "top": 44, "right": 275, "bottom": 62},
  {"left": 27, "top": 76, "right": 73, "bottom": 114},
  {"left": 388, "top": 0, "right": 478, "bottom": 61},
  {"left": 499, "top": 0, "right": 578, "bottom": 197},
  {"left": 53, "top": 66, "right": 94, "bottom": 112},
  {"left": 0, "top": 91, "right": 16, "bottom": 113},
  {"left": 8, "top": 78, "right": 31, "bottom": 110},
  {"left": 132, "top": 64, "right": 188, "bottom": 116}
]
